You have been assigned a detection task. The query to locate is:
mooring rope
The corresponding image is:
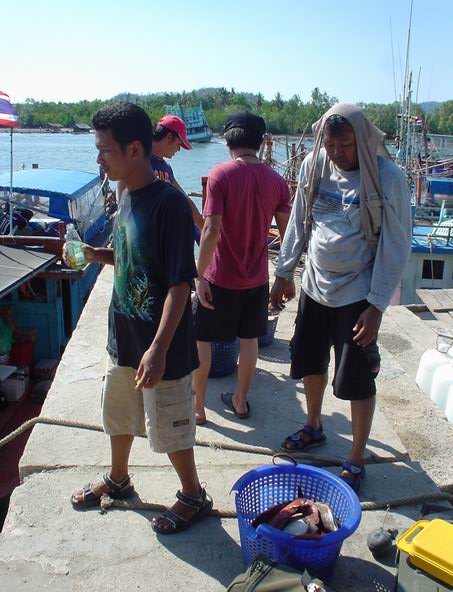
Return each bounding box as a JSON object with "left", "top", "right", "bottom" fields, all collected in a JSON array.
[
  {"left": 3, "top": 416, "right": 453, "bottom": 515},
  {"left": 100, "top": 490, "right": 453, "bottom": 516},
  {"left": 0, "top": 415, "right": 408, "bottom": 466}
]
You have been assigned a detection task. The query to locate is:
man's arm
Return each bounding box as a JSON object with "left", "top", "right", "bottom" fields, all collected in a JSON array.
[
  {"left": 270, "top": 210, "right": 295, "bottom": 308},
  {"left": 172, "top": 178, "right": 204, "bottom": 230},
  {"left": 135, "top": 282, "right": 191, "bottom": 389},
  {"left": 270, "top": 175, "right": 307, "bottom": 309},
  {"left": 367, "top": 163, "right": 412, "bottom": 313},
  {"left": 62, "top": 244, "right": 114, "bottom": 266},
  {"left": 354, "top": 162, "right": 412, "bottom": 347},
  {"left": 197, "top": 214, "right": 221, "bottom": 277},
  {"left": 195, "top": 214, "right": 221, "bottom": 309},
  {"left": 274, "top": 211, "right": 290, "bottom": 242}
]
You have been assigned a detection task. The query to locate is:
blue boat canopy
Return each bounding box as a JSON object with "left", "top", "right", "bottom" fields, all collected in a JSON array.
[{"left": 0, "top": 169, "right": 100, "bottom": 201}]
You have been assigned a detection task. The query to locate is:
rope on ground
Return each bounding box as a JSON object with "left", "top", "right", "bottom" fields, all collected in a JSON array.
[
  {"left": 100, "top": 490, "right": 453, "bottom": 516},
  {"left": 4, "top": 416, "right": 453, "bottom": 515},
  {"left": 0, "top": 416, "right": 408, "bottom": 467}
]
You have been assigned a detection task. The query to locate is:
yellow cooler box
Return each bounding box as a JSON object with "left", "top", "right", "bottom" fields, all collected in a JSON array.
[{"left": 397, "top": 519, "right": 453, "bottom": 590}]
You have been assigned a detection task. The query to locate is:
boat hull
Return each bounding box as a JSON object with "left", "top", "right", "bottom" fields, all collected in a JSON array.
[{"left": 188, "top": 130, "right": 213, "bottom": 143}]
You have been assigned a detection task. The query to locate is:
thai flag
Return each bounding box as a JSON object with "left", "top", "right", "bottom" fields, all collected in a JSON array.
[{"left": 0, "top": 91, "right": 20, "bottom": 128}]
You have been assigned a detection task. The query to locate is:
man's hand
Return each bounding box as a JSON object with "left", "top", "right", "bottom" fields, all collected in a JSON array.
[
  {"left": 353, "top": 305, "right": 383, "bottom": 347},
  {"left": 62, "top": 243, "right": 97, "bottom": 266},
  {"left": 270, "top": 277, "right": 296, "bottom": 309},
  {"left": 81, "top": 244, "right": 97, "bottom": 262},
  {"left": 135, "top": 345, "right": 166, "bottom": 390},
  {"left": 195, "top": 277, "right": 214, "bottom": 309}
]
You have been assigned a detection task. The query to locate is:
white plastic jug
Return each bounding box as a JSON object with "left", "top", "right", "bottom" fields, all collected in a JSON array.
[
  {"left": 415, "top": 333, "right": 453, "bottom": 396},
  {"left": 431, "top": 362, "right": 453, "bottom": 412},
  {"left": 445, "top": 384, "right": 453, "bottom": 423}
]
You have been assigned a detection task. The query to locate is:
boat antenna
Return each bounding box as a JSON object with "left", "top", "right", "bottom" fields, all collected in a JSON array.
[
  {"left": 415, "top": 66, "right": 421, "bottom": 106},
  {"left": 389, "top": 16, "right": 398, "bottom": 104},
  {"left": 404, "top": 0, "right": 413, "bottom": 92}
]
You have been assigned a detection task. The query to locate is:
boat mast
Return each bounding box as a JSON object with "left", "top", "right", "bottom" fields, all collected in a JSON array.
[{"left": 9, "top": 128, "right": 13, "bottom": 235}]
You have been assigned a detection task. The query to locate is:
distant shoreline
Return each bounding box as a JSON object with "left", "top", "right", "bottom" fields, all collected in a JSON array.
[{"left": 0, "top": 128, "right": 90, "bottom": 134}]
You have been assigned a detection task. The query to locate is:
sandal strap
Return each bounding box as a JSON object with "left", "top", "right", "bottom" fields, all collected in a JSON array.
[
  {"left": 342, "top": 462, "right": 365, "bottom": 476},
  {"left": 81, "top": 483, "right": 100, "bottom": 503},
  {"left": 102, "top": 473, "right": 131, "bottom": 492},
  {"left": 176, "top": 488, "right": 207, "bottom": 509},
  {"left": 290, "top": 423, "right": 323, "bottom": 441}
]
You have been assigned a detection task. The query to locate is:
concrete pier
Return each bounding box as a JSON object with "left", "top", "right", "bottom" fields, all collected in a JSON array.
[{"left": 1, "top": 265, "right": 452, "bottom": 591}]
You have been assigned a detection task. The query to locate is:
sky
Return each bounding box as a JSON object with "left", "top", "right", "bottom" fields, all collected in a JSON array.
[{"left": 4, "top": 0, "right": 453, "bottom": 105}]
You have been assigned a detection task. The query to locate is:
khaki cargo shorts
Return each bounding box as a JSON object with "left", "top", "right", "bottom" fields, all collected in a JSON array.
[{"left": 102, "top": 356, "right": 196, "bottom": 454}]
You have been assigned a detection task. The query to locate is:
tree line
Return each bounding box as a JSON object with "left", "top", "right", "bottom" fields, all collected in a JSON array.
[{"left": 15, "top": 88, "right": 453, "bottom": 137}]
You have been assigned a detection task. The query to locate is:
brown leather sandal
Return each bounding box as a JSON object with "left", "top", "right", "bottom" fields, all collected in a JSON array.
[
  {"left": 151, "top": 488, "right": 213, "bottom": 534},
  {"left": 70, "top": 473, "right": 135, "bottom": 508}
]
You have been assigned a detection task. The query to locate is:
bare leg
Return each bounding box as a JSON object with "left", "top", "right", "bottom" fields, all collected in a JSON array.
[
  {"left": 193, "top": 341, "right": 211, "bottom": 422},
  {"left": 152, "top": 448, "right": 203, "bottom": 531},
  {"left": 231, "top": 338, "right": 258, "bottom": 415},
  {"left": 72, "top": 434, "right": 134, "bottom": 501},
  {"left": 344, "top": 396, "right": 376, "bottom": 470},
  {"left": 282, "top": 372, "right": 328, "bottom": 449}
]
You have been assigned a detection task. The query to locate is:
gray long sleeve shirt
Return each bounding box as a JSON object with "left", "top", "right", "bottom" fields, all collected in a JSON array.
[{"left": 275, "top": 151, "right": 412, "bottom": 312}]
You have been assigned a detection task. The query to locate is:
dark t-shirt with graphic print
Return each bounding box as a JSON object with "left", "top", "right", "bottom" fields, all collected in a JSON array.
[
  {"left": 150, "top": 154, "right": 175, "bottom": 184},
  {"left": 107, "top": 179, "right": 199, "bottom": 379}
]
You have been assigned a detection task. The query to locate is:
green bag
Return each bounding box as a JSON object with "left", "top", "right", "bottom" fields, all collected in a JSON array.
[{"left": 226, "top": 555, "right": 331, "bottom": 592}]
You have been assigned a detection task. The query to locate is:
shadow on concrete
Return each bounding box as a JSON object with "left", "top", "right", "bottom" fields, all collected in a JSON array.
[
  {"left": 148, "top": 514, "right": 243, "bottom": 588},
  {"left": 257, "top": 337, "right": 291, "bottom": 364},
  {"left": 332, "top": 555, "right": 396, "bottom": 592},
  {"left": 203, "top": 365, "right": 405, "bottom": 464}
]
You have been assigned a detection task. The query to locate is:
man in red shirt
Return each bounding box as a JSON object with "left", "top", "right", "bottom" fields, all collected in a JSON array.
[{"left": 193, "top": 112, "right": 291, "bottom": 424}]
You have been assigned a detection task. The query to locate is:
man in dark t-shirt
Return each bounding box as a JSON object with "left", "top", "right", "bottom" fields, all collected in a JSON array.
[{"left": 66, "top": 102, "right": 212, "bottom": 534}]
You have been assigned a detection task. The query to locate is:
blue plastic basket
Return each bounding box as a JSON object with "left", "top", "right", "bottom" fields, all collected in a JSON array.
[
  {"left": 209, "top": 338, "right": 240, "bottom": 378},
  {"left": 258, "top": 314, "right": 279, "bottom": 348},
  {"left": 232, "top": 463, "right": 362, "bottom": 578}
]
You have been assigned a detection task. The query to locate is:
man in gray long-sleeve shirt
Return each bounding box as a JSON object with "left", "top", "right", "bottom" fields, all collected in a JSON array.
[{"left": 270, "top": 103, "right": 411, "bottom": 493}]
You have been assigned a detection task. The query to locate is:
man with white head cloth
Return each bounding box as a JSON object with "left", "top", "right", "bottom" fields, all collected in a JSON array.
[{"left": 270, "top": 103, "right": 411, "bottom": 492}]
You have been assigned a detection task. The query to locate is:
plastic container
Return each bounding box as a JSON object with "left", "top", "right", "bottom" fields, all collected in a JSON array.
[
  {"left": 445, "top": 384, "right": 453, "bottom": 423},
  {"left": 397, "top": 519, "right": 453, "bottom": 586},
  {"left": 258, "top": 312, "right": 279, "bottom": 348},
  {"left": 209, "top": 339, "right": 239, "bottom": 378},
  {"left": 232, "top": 461, "right": 362, "bottom": 578},
  {"left": 415, "top": 333, "right": 453, "bottom": 396},
  {"left": 65, "top": 223, "right": 86, "bottom": 269},
  {"left": 430, "top": 362, "right": 453, "bottom": 412}
]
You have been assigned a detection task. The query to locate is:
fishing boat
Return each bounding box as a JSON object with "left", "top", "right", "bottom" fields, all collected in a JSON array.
[
  {"left": 165, "top": 103, "right": 213, "bottom": 143},
  {"left": 0, "top": 167, "right": 117, "bottom": 508},
  {"left": 0, "top": 167, "right": 116, "bottom": 369}
]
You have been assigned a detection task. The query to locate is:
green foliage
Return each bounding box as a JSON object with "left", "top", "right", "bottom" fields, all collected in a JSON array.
[
  {"left": 14, "top": 89, "right": 453, "bottom": 136},
  {"left": 426, "top": 101, "right": 453, "bottom": 134}
]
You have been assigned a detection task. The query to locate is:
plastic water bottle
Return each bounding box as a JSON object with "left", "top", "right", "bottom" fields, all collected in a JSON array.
[
  {"left": 65, "top": 223, "right": 86, "bottom": 270},
  {"left": 415, "top": 333, "right": 453, "bottom": 396}
]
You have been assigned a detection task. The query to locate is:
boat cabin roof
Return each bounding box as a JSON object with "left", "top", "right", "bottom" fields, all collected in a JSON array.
[
  {"left": 0, "top": 244, "right": 56, "bottom": 299},
  {"left": 0, "top": 169, "right": 100, "bottom": 201}
]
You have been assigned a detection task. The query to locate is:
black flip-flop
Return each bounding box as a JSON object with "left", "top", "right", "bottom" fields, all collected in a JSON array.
[{"left": 221, "top": 392, "right": 250, "bottom": 419}]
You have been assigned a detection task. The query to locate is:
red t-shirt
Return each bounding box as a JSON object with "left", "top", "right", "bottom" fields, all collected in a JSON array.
[{"left": 203, "top": 160, "right": 291, "bottom": 289}]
